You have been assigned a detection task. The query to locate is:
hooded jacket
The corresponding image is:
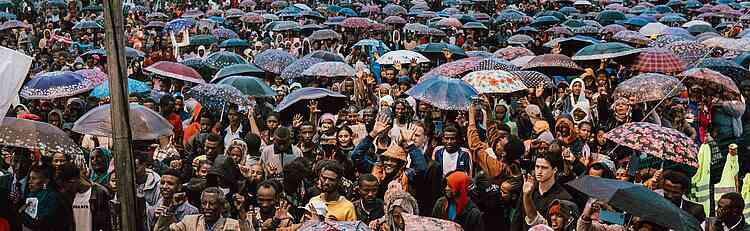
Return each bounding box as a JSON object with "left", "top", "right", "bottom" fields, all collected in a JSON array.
[{"left": 432, "top": 171, "right": 485, "bottom": 231}]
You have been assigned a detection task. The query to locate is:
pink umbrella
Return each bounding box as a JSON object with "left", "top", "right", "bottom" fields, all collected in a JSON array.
[
  {"left": 74, "top": 68, "right": 108, "bottom": 85},
  {"left": 145, "top": 61, "right": 205, "bottom": 84},
  {"left": 340, "top": 17, "right": 371, "bottom": 29}
]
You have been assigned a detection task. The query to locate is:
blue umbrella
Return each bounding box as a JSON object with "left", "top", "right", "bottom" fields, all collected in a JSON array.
[
  {"left": 89, "top": 78, "right": 151, "bottom": 99},
  {"left": 734, "top": 52, "right": 750, "bottom": 69},
  {"left": 47, "top": 0, "right": 66, "bottom": 7},
  {"left": 559, "top": 7, "right": 579, "bottom": 15},
  {"left": 326, "top": 4, "right": 342, "bottom": 14},
  {"left": 620, "top": 17, "right": 650, "bottom": 27},
  {"left": 338, "top": 7, "right": 358, "bottom": 17},
  {"left": 212, "top": 27, "right": 239, "bottom": 40},
  {"left": 186, "top": 84, "right": 249, "bottom": 111},
  {"left": 275, "top": 87, "right": 347, "bottom": 121},
  {"left": 205, "top": 51, "right": 248, "bottom": 70},
  {"left": 496, "top": 9, "right": 526, "bottom": 22},
  {"left": 254, "top": 49, "right": 297, "bottom": 74},
  {"left": 530, "top": 15, "right": 561, "bottom": 28},
  {"left": 405, "top": 76, "right": 479, "bottom": 110},
  {"left": 280, "top": 57, "right": 325, "bottom": 81},
  {"left": 208, "top": 16, "right": 225, "bottom": 24},
  {"left": 219, "top": 38, "right": 248, "bottom": 48},
  {"left": 352, "top": 39, "right": 391, "bottom": 52},
  {"left": 0, "top": 12, "right": 16, "bottom": 20},
  {"left": 20, "top": 71, "right": 96, "bottom": 100},
  {"left": 81, "top": 47, "right": 145, "bottom": 59},
  {"left": 73, "top": 20, "right": 103, "bottom": 30},
  {"left": 164, "top": 18, "right": 195, "bottom": 33}
]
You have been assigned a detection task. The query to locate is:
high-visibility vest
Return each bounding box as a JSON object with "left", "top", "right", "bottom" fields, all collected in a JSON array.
[
  {"left": 690, "top": 143, "right": 739, "bottom": 215},
  {"left": 740, "top": 173, "right": 750, "bottom": 221}
]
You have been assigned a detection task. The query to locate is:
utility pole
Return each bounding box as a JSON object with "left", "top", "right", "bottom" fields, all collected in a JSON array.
[{"left": 101, "top": 0, "right": 138, "bottom": 230}]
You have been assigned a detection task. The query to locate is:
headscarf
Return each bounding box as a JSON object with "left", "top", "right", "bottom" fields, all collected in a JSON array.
[
  {"left": 571, "top": 100, "right": 591, "bottom": 124},
  {"left": 225, "top": 139, "right": 248, "bottom": 165},
  {"left": 569, "top": 78, "right": 588, "bottom": 113},
  {"left": 526, "top": 104, "right": 543, "bottom": 124},
  {"left": 443, "top": 171, "right": 471, "bottom": 219},
  {"left": 318, "top": 113, "right": 337, "bottom": 128},
  {"left": 382, "top": 183, "right": 420, "bottom": 231},
  {"left": 611, "top": 97, "right": 632, "bottom": 122},
  {"left": 89, "top": 147, "right": 112, "bottom": 185},
  {"left": 380, "top": 95, "right": 395, "bottom": 108},
  {"left": 494, "top": 99, "right": 518, "bottom": 136}
]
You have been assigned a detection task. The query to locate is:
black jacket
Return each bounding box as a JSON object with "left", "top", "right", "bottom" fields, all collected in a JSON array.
[{"left": 432, "top": 198, "right": 485, "bottom": 231}]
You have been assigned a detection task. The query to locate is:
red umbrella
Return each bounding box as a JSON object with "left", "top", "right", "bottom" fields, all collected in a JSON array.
[
  {"left": 145, "top": 61, "right": 205, "bottom": 84},
  {"left": 632, "top": 48, "right": 686, "bottom": 74},
  {"left": 494, "top": 47, "right": 535, "bottom": 60},
  {"left": 680, "top": 68, "right": 741, "bottom": 100},
  {"left": 340, "top": 17, "right": 370, "bottom": 29}
]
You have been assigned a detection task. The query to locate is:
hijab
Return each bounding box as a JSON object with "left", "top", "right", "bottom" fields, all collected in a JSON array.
[
  {"left": 569, "top": 78, "right": 588, "bottom": 113},
  {"left": 225, "top": 139, "right": 248, "bottom": 165},
  {"left": 89, "top": 148, "right": 112, "bottom": 185},
  {"left": 571, "top": 101, "right": 591, "bottom": 124},
  {"left": 443, "top": 171, "right": 471, "bottom": 219}
]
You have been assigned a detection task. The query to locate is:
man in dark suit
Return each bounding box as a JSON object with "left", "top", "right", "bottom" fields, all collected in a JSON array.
[
  {"left": 0, "top": 150, "right": 33, "bottom": 230},
  {"left": 662, "top": 170, "right": 706, "bottom": 224}
]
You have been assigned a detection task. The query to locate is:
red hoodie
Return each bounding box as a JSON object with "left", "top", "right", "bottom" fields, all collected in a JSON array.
[{"left": 443, "top": 171, "right": 471, "bottom": 219}]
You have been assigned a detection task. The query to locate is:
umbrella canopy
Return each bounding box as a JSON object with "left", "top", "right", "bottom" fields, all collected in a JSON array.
[
  {"left": 507, "top": 34, "right": 535, "bottom": 46},
  {"left": 413, "top": 43, "right": 467, "bottom": 58},
  {"left": 189, "top": 34, "right": 218, "bottom": 46},
  {"left": 695, "top": 58, "right": 750, "bottom": 83},
  {"left": 280, "top": 57, "right": 326, "bottom": 81},
  {"left": 436, "top": 17, "right": 463, "bottom": 28},
  {"left": 340, "top": 17, "right": 370, "bottom": 29},
  {"left": 72, "top": 20, "right": 103, "bottom": 30},
  {"left": 680, "top": 68, "right": 741, "bottom": 100},
  {"left": 0, "top": 20, "right": 29, "bottom": 31},
  {"left": 494, "top": 47, "right": 535, "bottom": 60},
  {"left": 186, "top": 84, "right": 250, "bottom": 111},
  {"left": 305, "top": 50, "right": 345, "bottom": 62},
  {"left": 297, "top": 221, "right": 373, "bottom": 231},
  {"left": 377, "top": 50, "right": 430, "bottom": 65},
  {"left": 544, "top": 36, "right": 601, "bottom": 56},
  {"left": 596, "top": 10, "right": 627, "bottom": 25},
  {"left": 405, "top": 76, "right": 479, "bottom": 110},
  {"left": 613, "top": 73, "right": 686, "bottom": 103},
  {"left": 352, "top": 39, "right": 391, "bottom": 52},
  {"left": 164, "top": 18, "right": 195, "bottom": 33},
  {"left": 572, "top": 42, "right": 640, "bottom": 60},
  {"left": 145, "top": 61, "right": 205, "bottom": 84},
  {"left": 0, "top": 117, "right": 84, "bottom": 156},
  {"left": 639, "top": 22, "right": 669, "bottom": 36},
  {"left": 72, "top": 103, "right": 174, "bottom": 140},
  {"left": 90, "top": 79, "right": 151, "bottom": 99},
  {"left": 462, "top": 70, "right": 528, "bottom": 94},
  {"left": 473, "top": 58, "right": 521, "bottom": 72},
  {"left": 383, "top": 4, "right": 407, "bottom": 16},
  {"left": 216, "top": 76, "right": 276, "bottom": 97},
  {"left": 567, "top": 176, "right": 701, "bottom": 231},
  {"left": 211, "top": 64, "right": 265, "bottom": 83},
  {"left": 144, "top": 21, "right": 166, "bottom": 29},
  {"left": 530, "top": 15, "right": 561, "bottom": 28},
  {"left": 702, "top": 37, "right": 750, "bottom": 52},
  {"left": 613, "top": 30, "right": 651, "bottom": 46},
  {"left": 465, "top": 51, "right": 495, "bottom": 58},
  {"left": 309, "top": 29, "right": 341, "bottom": 41},
  {"left": 20, "top": 71, "right": 96, "bottom": 100},
  {"left": 81, "top": 47, "right": 145, "bottom": 59},
  {"left": 254, "top": 49, "right": 297, "bottom": 74},
  {"left": 510, "top": 71, "right": 554, "bottom": 89},
  {"left": 275, "top": 87, "right": 347, "bottom": 121},
  {"left": 606, "top": 122, "right": 698, "bottom": 167},
  {"left": 219, "top": 38, "right": 249, "bottom": 48},
  {"left": 423, "top": 58, "right": 482, "bottom": 78},
  {"left": 632, "top": 48, "right": 686, "bottom": 74},
  {"left": 302, "top": 62, "right": 355, "bottom": 78},
  {"left": 205, "top": 51, "right": 248, "bottom": 70},
  {"left": 384, "top": 15, "right": 407, "bottom": 24},
  {"left": 74, "top": 68, "right": 108, "bottom": 85},
  {"left": 665, "top": 40, "right": 710, "bottom": 65},
  {"left": 241, "top": 13, "right": 265, "bottom": 23},
  {"left": 268, "top": 20, "right": 300, "bottom": 31},
  {"left": 521, "top": 54, "right": 584, "bottom": 76}
]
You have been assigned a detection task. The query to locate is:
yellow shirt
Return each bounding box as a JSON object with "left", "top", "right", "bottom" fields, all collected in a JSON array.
[{"left": 307, "top": 194, "right": 357, "bottom": 222}]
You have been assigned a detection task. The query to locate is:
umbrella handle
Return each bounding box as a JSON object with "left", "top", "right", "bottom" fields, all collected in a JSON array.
[{"left": 219, "top": 103, "right": 225, "bottom": 123}]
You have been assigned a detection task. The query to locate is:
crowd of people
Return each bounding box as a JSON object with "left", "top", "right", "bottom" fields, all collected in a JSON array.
[{"left": 0, "top": 0, "right": 750, "bottom": 230}]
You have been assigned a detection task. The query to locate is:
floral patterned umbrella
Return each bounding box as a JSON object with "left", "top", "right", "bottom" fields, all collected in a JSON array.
[
  {"left": 436, "top": 17, "right": 463, "bottom": 28},
  {"left": 340, "top": 17, "right": 370, "bottom": 29},
  {"left": 404, "top": 23, "right": 430, "bottom": 32},
  {"left": 462, "top": 70, "right": 528, "bottom": 94},
  {"left": 632, "top": 48, "right": 686, "bottom": 74},
  {"left": 254, "top": 49, "right": 297, "bottom": 74},
  {"left": 405, "top": 76, "right": 479, "bottom": 110},
  {"left": 186, "top": 84, "right": 250, "bottom": 111},
  {"left": 360, "top": 4, "right": 380, "bottom": 14},
  {"left": 20, "top": 71, "right": 96, "bottom": 100},
  {"left": 302, "top": 61, "right": 355, "bottom": 78},
  {"left": 212, "top": 27, "right": 239, "bottom": 40},
  {"left": 164, "top": 18, "right": 195, "bottom": 33},
  {"left": 494, "top": 47, "right": 535, "bottom": 60},
  {"left": 72, "top": 103, "right": 174, "bottom": 141},
  {"left": 701, "top": 37, "right": 750, "bottom": 52},
  {"left": 605, "top": 122, "right": 698, "bottom": 167},
  {"left": 613, "top": 73, "right": 686, "bottom": 103},
  {"left": 521, "top": 54, "right": 584, "bottom": 76},
  {"left": 205, "top": 51, "right": 248, "bottom": 70},
  {"left": 241, "top": 13, "right": 265, "bottom": 23},
  {"left": 510, "top": 71, "right": 554, "bottom": 88},
  {"left": 376, "top": 50, "right": 430, "bottom": 65},
  {"left": 423, "top": 58, "right": 482, "bottom": 78},
  {"left": 145, "top": 61, "right": 205, "bottom": 84},
  {"left": 665, "top": 40, "right": 710, "bottom": 66},
  {"left": 383, "top": 4, "right": 407, "bottom": 16},
  {"left": 0, "top": 117, "right": 84, "bottom": 156},
  {"left": 680, "top": 68, "right": 741, "bottom": 100},
  {"left": 74, "top": 68, "right": 108, "bottom": 85},
  {"left": 547, "top": 26, "right": 574, "bottom": 37},
  {"left": 280, "top": 57, "right": 324, "bottom": 82}
]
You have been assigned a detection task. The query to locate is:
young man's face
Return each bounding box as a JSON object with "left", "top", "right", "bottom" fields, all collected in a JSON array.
[
  {"left": 358, "top": 180, "right": 379, "bottom": 202},
  {"left": 534, "top": 158, "right": 556, "bottom": 183}
]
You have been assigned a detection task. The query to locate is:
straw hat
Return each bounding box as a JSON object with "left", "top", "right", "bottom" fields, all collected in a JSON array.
[{"left": 382, "top": 144, "right": 407, "bottom": 162}]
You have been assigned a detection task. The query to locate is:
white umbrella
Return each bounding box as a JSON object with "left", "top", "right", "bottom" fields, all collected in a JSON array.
[
  {"left": 376, "top": 50, "right": 430, "bottom": 65},
  {"left": 73, "top": 103, "right": 174, "bottom": 140},
  {"left": 639, "top": 22, "right": 668, "bottom": 36},
  {"left": 510, "top": 55, "right": 535, "bottom": 66},
  {"left": 302, "top": 61, "right": 356, "bottom": 77},
  {"left": 681, "top": 20, "right": 711, "bottom": 28}
]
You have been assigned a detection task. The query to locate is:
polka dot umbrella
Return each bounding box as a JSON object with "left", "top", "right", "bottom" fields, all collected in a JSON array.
[
  {"left": 0, "top": 117, "right": 84, "bottom": 156},
  {"left": 205, "top": 51, "right": 248, "bottom": 70},
  {"left": 254, "top": 49, "right": 298, "bottom": 75},
  {"left": 20, "top": 71, "right": 96, "bottom": 100}
]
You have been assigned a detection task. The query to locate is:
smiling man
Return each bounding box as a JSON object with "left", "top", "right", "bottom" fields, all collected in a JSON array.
[{"left": 154, "top": 187, "right": 252, "bottom": 231}]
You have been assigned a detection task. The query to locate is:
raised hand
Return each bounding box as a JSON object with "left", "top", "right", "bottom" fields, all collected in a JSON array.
[
  {"left": 308, "top": 100, "right": 320, "bottom": 113},
  {"left": 370, "top": 114, "right": 392, "bottom": 137},
  {"left": 292, "top": 114, "right": 303, "bottom": 128},
  {"left": 275, "top": 199, "right": 291, "bottom": 220},
  {"left": 522, "top": 174, "right": 534, "bottom": 196},
  {"left": 410, "top": 58, "right": 418, "bottom": 67}
]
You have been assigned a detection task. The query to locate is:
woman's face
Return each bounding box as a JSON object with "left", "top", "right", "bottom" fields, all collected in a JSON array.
[
  {"left": 29, "top": 171, "right": 49, "bottom": 192},
  {"left": 615, "top": 103, "right": 629, "bottom": 115},
  {"left": 337, "top": 130, "right": 352, "bottom": 146},
  {"left": 90, "top": 150, "right": 108, "bottom": 172},
  {"left": 572, "top": 82, "right": 582, "bottom": 95},
  {"left": 391, "top": 206, "right": 406, "bottom": 229},
  {"left": 550, "top": 214, "right": 564, "bottom": 230},
  {"left": 266, "top": 116, "right": 279, "bottom": 130},
  {"left": 495, "top": 105, "right": 507, "bottom": 118},
  {"left": 229, "top": 147, "right": 243, "bottom": 164},
  {"left": 197, "top": 163, "right": 210, "bottom": 177},
  {"left": 108, "top": 173, "right": 118, "bottom": 192},
  {"left": 52, "top": 153, "right": 66, "bottom": 171}
]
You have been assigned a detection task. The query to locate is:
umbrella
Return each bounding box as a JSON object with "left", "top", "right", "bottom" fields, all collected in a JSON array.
[
  {"left": 81, "top": 47, "right": 145, "bottom": 59},
  {"left": 338, "top": 8, "right": 358, "bottom": 17},
  {"left": 0, "top": 12, "right": 16, "bottom": 20},
  {"left": 613, "top": 30, "right": 650, "bottom": 46},
  {"left": 559, "top": 6, "right": 579, "bottom": 15},
  {"left": 189, "top": 34, "right": 218, "bottom": 46},
  {"left": 462, "top": 70, "right": 528, "bottom": 94},
  {"left": 145, "top": 61, "right": 205, "bottom": 84},
  {"left": 665, "top": 40, "right": 710, "bottom": 65},
  {"left": 596, "top": 10, "right": 627, "bottom": 25},
  {"left": 302, "top": 62, "right": 355, "bottom": 78},
  {"left": 383, "top": 4, "right": 407, "bottom": 16},
  {"left": 423, "top": 58, "right": 482, "bottom": 78},
  {"left": 352, "top": 39, "right": 391, "bottom": 52},
  {"left": 521, "top": 54, "right": 584, "bottom": 76},
  {"left": 473, "top": 58, "right": 521, "bottom": 72},
  {"left": 680, "top": 68, "right": 741, "bottom": 100},
  {"left": 632, "top": 48, "right": 686, "bottom": 74},
  {"left": 605, "top": 122, "right": 698, "bottom": 167},
  {"left": 360, "top": 4, "right": 380, "bottom": 14},
  {"left": 90, "top": 79, "right": 151, "bottom": 99},
  {"left": 496, "top": 9, "right": 526, "bottom": 22},
  {"left": 494, "top": 47, "right": 535, "bottom": 60},
  {"left": 309, "top": 29, "right": 341, "bottom": 41},
  {"left": 413, "top": 43, "right": 467, "bottom": 58},
  {"left": 613, "top": 73, "right": 686, "bottom": 103},
  {"left": 144, "top": 21, "right": 166, "bottom": 29},
  {"left": 146, "top": 12, "right": 169, "bottom": 20},
  {"left": 46, "top": 0, "right": 66, "bottom": 7},
  {"left": 682, "top": 20, "right": 711, "bottom": 28},
  {"left": 571, "top": 25, "right": 602, "bottom": 35},
  {"left": 384, "top": 16, "right": 407, "bottom": 24},
  {"left": 0, "top": 0, "right": 12, "bottom": 8},
  {"left": 0, "top": 117, "right": 84, "bottom": 156},
  {"left": 462, "top": 22, "right": 488, "bottom": 30},
  {"left": 72, "top": 103, "right": 174, "bottom": 140},
  {"left": 268, "top": 20, "right": 300, "bottom": 31},
  {"left": 465, "top": 51, "right": 495, "bottom": 58},
  {"left": 377, "top": 50, "right": 430, "bottom": 65},
  {"left": 0, "top": 20, "right": 29, "bottom": 31},
  {"left": 572, "top": 42, "right": 640, "bottom": 60},
  {"left": 510, "top": 71, "right": 554, "bottom": 88},
  {"left": 216, "top": 76, "right": 276, "bottom": 97},
  {"left": 212, "top": 28, "right": 239, "bottom": 40},
  {"left": 696, "top": 58, "right": 750, "bottom": 82},
  {"left": 405, "top": 76, "right": 478, "bottom": 110},
  {"left": 340, "top": 17, "right": 370, "bottom": 29},
  {"left": 20, "top": 71, "right": 95, "bottom": 100},
  {"left": 74, "top": 68, "right": 108, "bottom": 85},
  {"left": 543, "top": 36, "right": 601, "bottom": 56},
  {"left": 547, "top": 26, "right": 574, "bottom": 37},
  {"left": 600, "top": 24, "right": 627, "bottom": 34},
  {"left": 301, "top": 10, "right": 324, "bottom": 19},
  {"left": 660, "top": 14, "right": 688, "bottom": 24},
  {"left": 567, "top": 176, "right": 701, "bottom": 231},
  {"left": 507, "top": 34, "right": 535, "bottom": 46},
  {"left": 241, "top": 13, "right": 265, "bottom": 23},
  {"left": 735, "top": 52, "right": 750, "bottom": 69},
  {"left": 436, "top": 17, "right": 463, "bottom": 28},
  {"left": 164, "top": 18, "right": 195, "bottom": 33},
  {"left": 205, "top": 51, "right": 248, "bottom": 70},
  {"left": 186, "top": 84, "right": 250, "bottom": 111},
  {"left": 226, "top": 8, "right": 245, "bottom": 18},
  {"left": 254, "top": 49, "right": 297, "bottom": 74},
  {"left": 72, "top": 20, "right": 102, "bottom": 30},
  {"left": 280, "top": 57, "right": 325, "bottom": 82},
  {"left": 639, "top": 22, "right": 669, "bottom": 36},
  {"left": 304, "top": 50, "right": 345, "bottom": 62},
  {"left": 701, "top": 37, "right": 750, "bottom": 52},
  {"left": 275, "top": 87, "right": 347, "bottom": 120},
  {"left": 621, "top": 17, "right": 650, "bottom": 28},
  {"left": 298, "top": 221, "right": 373, "bottom": 231},
  {"left": 219, "top": 38, "right": 249, "bottom": 48},
  {"left": 404, "top": 23, "right": 430, "bottom": 32},
  {"left": 211, "top": 64, "right": 265, "bottom": 83}
]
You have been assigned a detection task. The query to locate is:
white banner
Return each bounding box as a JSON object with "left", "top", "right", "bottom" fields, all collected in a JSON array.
[{"left": 0, "top": 46, "right": 33, "bottom": 123}]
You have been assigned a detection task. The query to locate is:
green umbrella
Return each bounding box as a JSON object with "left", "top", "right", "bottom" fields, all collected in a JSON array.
[
  {"left": 190, "top": 34, "right": 218, "bottom": 46},
  {"left": 535, "top": 10, "right": 567, "bottom": 21},
  {"left": 596, "top": 10, "right": 627, "bottom": 25},
  {"left": 572, "top": 42, "right": 640, "bottom": 61},
  {"left": 211, "top": 63, "right": 265, "bottom": 83},
  {"left": 219, "top": 38, "right": 249, "bottom": 48},
  {"left": 413, "top": 43, "right": 467, "bottom": 58},
  {"left": 530, "top": 15, "right": 561, "bottom": 28},
  {"left": 0, "top": 0, "right": 13, "bottom": 8},
  {"left": 216, "top": 76, "right": 276, "bottom": 97}
]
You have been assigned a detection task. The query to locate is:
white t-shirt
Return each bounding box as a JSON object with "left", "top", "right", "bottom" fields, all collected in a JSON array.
[
  {"left": 443, "top": 150, "right": 460, "bottom": 176},
  {"left": 73, "top": 188, "right": 92, "bottom": 231}
]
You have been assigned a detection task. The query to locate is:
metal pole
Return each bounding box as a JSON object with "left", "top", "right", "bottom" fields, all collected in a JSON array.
[{"left": 101, "top": 0, "right": 138, "bottom": 230}]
